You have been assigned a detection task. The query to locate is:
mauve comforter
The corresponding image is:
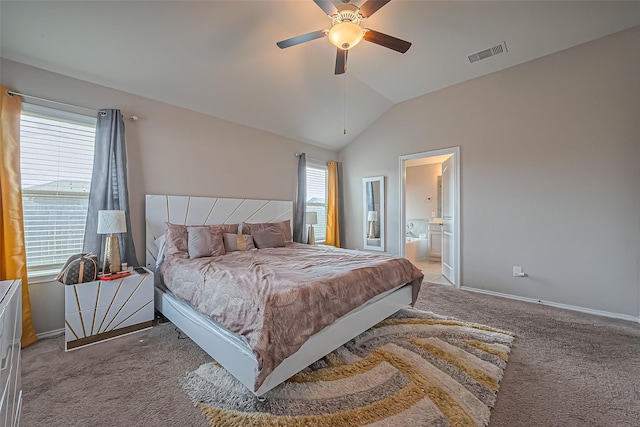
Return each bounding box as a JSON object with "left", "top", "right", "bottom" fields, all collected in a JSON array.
[{"left": 161, "top": 243, "right": 423, "bottom": 390}]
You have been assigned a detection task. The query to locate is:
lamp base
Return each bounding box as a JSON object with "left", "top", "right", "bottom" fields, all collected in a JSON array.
[
  {"left": 307, "top": 225, "right": 316, "bottom": 245},
  {"left": 103, "top": 234, "right": 121, "bottom": 274},
  {"left": 368, "top": 221, "right": 376, "bottom": 239}
]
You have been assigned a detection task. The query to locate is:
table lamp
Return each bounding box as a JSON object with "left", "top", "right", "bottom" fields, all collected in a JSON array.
[
  {"left": 97, "top": 210, "right": 126, "bottom": 274},
  {"left": 306, "top": 211, "right": 318, "bottom": 245},
  {"left": 367, "top": 210, "right": 378, "bottom": 239}
]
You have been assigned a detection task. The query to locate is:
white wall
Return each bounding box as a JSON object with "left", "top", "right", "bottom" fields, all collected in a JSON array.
[
  {"left": 1, "top": 59, "right": 336, "bottom": 335},
  {"left": 406, "top": 164, "right": 440, "bottom": 221},
  {"left": 340, "top": 26, "right": 640, "bottom": 318}
]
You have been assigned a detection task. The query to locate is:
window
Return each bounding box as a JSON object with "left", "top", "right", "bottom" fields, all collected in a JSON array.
[
  {"left": 306, "top": 163, "right": 328, "bottom": 243},
  {"left": 19, "top": 104, "right": 97, "bottom": 275}
]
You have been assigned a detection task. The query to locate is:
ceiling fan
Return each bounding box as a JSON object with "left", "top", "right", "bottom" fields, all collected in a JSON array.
[{"left": 276, "top": 0, "right": 411, "bottom": 75}]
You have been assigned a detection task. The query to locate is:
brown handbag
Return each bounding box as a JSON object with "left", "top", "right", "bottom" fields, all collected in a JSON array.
[{"left": 56, "top": 253, "right": 99, "bottom": 285}]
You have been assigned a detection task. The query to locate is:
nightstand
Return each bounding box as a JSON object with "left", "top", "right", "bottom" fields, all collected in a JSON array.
[{"left": 64, "top": 268, "right": 154, "bottom": 351}]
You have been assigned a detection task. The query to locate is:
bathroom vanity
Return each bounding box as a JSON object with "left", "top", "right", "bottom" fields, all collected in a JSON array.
[{"left": 427, "top": 222, "right": 442, "bottom": 260}]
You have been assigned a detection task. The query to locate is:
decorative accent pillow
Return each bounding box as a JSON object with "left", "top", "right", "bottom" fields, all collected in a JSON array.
[
  {"left": 252, "top": 228, "right": 286, "bottom": 249},
  {"left": 165, "top": 223, "right": 239, "bottom": 256},
  {"left": 187, "top": 226, "right": 225, "bottom": 259},
  {"left": 242, "top": 219, "right": 292, "bottom": 243},
  {"left": 165, "top": 223, "right": 189, "bottom": 256},
  {"left": 223, "top": 233, "right": 256, "bottom": 252}
]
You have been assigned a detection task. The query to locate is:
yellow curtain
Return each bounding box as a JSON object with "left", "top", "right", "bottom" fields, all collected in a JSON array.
[
  {"left": 0, "top": 86, "right": 38, "bottom": 347},
  {"left": 325, "top": 161, "right": 340, "bottom": 247}
]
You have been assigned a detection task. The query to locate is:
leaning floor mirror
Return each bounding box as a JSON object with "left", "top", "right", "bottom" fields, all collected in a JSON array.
[{"left": 363, "top": 176, "right": 385, "bottom": 251}]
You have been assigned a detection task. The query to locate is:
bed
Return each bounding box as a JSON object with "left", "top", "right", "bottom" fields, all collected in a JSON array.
[{"left": 146, "top": 194, "right": 423, "bottom": 396}]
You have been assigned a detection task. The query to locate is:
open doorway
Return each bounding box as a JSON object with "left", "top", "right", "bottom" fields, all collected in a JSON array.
[{"left": 399, "top": 147, "right": 460, "bottom": 288}]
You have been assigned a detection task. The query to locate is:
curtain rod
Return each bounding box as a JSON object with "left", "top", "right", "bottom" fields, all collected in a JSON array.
[
  {"left": 6, "top": 90, "right": 138, "bottom": 121},
  {"left": 295, "top": 153, "right": 328, "bottom": 164}
]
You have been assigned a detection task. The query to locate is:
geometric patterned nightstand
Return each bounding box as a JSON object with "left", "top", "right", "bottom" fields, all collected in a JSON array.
[{"left": 64, "top": 268, "right": 154, "bottom": 351}]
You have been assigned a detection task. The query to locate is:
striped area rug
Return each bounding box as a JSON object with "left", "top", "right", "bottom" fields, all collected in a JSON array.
[{"left": 181, "top": 308, "right": 514, "bottom": 427}]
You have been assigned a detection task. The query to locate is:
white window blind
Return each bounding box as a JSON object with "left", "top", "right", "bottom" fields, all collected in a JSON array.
[
  {"left": 306, "top": 163, "right": 328, "bottom": 243},
  {"left": 19, "top": 103, "right": 97, "bottom": 274}
]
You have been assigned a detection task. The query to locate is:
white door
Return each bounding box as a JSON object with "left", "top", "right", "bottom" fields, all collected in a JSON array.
[{"left": 441, "top": 155, "right": 456, "bottom": 284}]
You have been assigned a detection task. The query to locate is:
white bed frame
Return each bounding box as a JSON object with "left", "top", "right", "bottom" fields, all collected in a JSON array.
[{"left": 146, "top": 194, "right": 413, "bottom": 396}]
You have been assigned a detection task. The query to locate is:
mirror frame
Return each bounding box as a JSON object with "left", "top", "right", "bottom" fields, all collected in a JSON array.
[{"left": 363, "top": 176, "right": 385, "bottom": 251}]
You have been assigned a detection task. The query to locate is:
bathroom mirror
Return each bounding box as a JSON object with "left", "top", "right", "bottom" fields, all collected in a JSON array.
[{"left": 363, "top": 176, "right": 385, "bottom": 251}]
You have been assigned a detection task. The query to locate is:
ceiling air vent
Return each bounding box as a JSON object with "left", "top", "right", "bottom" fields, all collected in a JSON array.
[{"left": 468, "top": 42, "right": 508, "bottom": 64}]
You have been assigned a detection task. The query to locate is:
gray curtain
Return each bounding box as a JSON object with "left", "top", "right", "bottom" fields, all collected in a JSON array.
[
  {"left": 337, "top": 162, "right": 345, "bottom": 246},
  {"left": 83, "top": 109, "right": 138, "bottom": 268},
  {"left": 293, "top": 153, "right": 307, "bottom": 243}
]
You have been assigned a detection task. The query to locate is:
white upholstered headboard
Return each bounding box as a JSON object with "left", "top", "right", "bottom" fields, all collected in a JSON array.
[{"left": 145, "top": 194, "right": 293, "bottom": 272}]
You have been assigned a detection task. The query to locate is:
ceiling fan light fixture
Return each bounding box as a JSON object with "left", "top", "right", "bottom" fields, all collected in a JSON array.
[
  {"left": 328, "top": 21, "right": 364, "bottom": 50},
  {"left": 276, "top": 0, "right": 411, "bottom": 75}
]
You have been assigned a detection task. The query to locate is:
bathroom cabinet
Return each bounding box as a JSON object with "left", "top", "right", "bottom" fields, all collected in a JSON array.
[{"left": 428, "top": 223, "right": 442, "bottom": 260}]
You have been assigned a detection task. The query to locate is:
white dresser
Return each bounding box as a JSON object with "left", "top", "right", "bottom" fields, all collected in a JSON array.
[{"left": 0, "top": 280, "right": 22, "bottom": 427}]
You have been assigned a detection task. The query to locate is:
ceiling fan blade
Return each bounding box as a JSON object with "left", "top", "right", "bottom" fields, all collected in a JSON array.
[
  {"left": 359, "top": 0, "right": 391, "bottom": 18},
  {"left": 276, "top": 30, "right": 327, "bottom": 49},
  {"left": 335, "top": 48, "right": 348, "bottom": 75},
  {"left": 363, "top": 29, "right": 411, "bottom": 53},
  {"left": 313, "top": 0, "right": 337, "bottom": 16}
]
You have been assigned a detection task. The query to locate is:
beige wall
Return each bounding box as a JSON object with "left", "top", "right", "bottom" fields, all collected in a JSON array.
[
  {"left": 340, "top": 26, "right": 640, "bottom": 318},
  {"left": 1, "top": 59, "right": 336, "bottom": 334},
  {"left": 3, "top": 26, "right": 639, "bottom": 332},
  {"left": 406, "top": 164, "right": 441, "bottom": 221}
]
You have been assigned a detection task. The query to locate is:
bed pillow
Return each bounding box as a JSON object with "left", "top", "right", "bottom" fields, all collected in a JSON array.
[
  {"left": 242, "top": 219, "right": 292, "bottom": 243},
  {"left": 165, "top": 223, "right": 189, "bottom": 256},
  {"left": 216, "top": 223, "right": 240, "bottom": 234},
  {"left": 165, "top": 222, "right": 239, "bottom": 256},
  {"left": 252, "top": 228, "right": 286, "bottom": 249},
  {"left": 223, "top": 233, "right": 256, "bottom": 252},
  {"left": 187, "top": 226, "right": 225, "bottom": 259}
]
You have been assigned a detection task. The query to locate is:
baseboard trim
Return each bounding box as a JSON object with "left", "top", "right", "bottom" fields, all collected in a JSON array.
[
  {"left": 37, "top": 328, "right": 65, "bottom": 340},
  {"left": 460, "top": 286, "right": 640, "bottom": 324}
]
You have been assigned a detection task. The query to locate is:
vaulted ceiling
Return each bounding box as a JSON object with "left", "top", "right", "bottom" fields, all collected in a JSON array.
[{"left": 2, "top": 1, "right": 639, "bottom": 150}]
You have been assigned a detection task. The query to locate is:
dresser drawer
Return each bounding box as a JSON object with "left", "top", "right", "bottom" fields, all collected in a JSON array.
[
  {"left": 64, "top": 272, "right": 152, "bottom": 315},
  {"left": 0, "top": 280, "right": 21, "bottom": 427}
]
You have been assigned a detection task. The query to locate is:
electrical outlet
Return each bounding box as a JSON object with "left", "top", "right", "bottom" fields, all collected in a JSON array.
[{"left": 513, "top": 266, "right": 525, "bottom": 277}]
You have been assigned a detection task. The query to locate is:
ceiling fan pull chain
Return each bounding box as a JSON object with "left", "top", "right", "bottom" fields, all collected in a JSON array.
[{"left": 343, "top": 74, "right": 347, "bottom": 135}]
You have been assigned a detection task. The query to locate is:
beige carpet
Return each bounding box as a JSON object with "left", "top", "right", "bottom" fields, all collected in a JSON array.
[
  {"left": 181, "top": 308, "right": 514, "bottom": 426},
  {"left": 20, "top": 282, "right": 640, "bottom": 426}
]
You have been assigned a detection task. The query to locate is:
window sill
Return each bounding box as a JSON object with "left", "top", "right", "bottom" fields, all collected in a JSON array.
[{"left": 28, "top": 269, "right": 61, "bottom": 284}]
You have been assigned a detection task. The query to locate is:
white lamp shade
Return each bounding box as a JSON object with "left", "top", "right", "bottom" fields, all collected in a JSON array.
[
  {"left": 368, "top": 211, "right": 378, "bottom": 222},
  {"left": 306, "top": 211, "right": 318, "bottom": 225},
  {"left": 97, "top": 210, "right": 127, "bottom": 234}
]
